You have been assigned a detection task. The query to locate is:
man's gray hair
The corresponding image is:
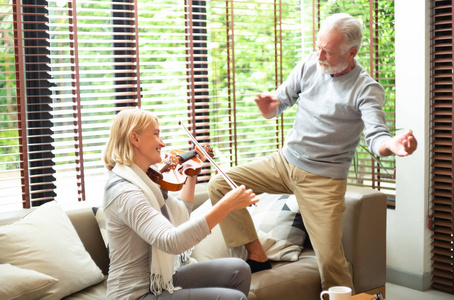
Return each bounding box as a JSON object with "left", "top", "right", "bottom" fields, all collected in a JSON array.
[{"left": 318, "top": 13, "right": 363, "bottom": 53}]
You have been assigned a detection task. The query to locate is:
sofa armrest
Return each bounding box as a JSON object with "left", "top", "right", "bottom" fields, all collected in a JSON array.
[{"left": 342, "top": 185, "right": 387, "bottom": 293}]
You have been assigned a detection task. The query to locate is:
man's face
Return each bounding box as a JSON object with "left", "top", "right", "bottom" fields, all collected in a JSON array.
[{"left": 316, "top": 31, "right": 352, "bottom": 76}]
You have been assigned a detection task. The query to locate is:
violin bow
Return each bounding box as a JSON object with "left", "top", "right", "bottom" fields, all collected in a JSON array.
[{"left": 178, "top": 121, "right": 238, "bottom": 190}]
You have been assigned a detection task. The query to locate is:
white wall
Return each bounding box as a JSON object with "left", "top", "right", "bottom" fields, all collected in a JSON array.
[{"left": 387, "top": 0, "right": 431, "bottom": 290}]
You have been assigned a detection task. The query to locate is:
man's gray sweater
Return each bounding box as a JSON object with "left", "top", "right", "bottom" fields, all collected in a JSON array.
[{"left": 276, "top": 53, "right": 392, "bottom": 179}]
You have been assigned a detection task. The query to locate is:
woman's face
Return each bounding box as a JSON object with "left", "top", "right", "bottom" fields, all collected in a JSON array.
[{"left": 131, "top": 118, "right": 165, "bottom": 171}]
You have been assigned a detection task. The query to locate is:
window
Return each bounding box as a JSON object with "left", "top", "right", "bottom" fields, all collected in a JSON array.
[
  {"left": 1, "top": 0, "right": 395, "bottom": 212},
  {"left": 302, "top": 0, "right": 396, "bottom": 205}
]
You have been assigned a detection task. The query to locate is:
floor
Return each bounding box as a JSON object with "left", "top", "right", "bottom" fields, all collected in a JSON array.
[{"left": 386, "top": 283, "right": 454, "bottom": 300}]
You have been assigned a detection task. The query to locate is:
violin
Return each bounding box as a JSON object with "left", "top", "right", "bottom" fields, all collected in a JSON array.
[{"left": 146, "top": 148, "right": 213, "bottom": 192}]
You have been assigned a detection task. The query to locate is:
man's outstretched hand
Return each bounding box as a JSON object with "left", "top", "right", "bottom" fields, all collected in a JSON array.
[
  {"left": 379, "top": 129, "right": 417, "bottom": 157},
  {"left": 255, "top": 93, "right": 280, "bottom": 119}
]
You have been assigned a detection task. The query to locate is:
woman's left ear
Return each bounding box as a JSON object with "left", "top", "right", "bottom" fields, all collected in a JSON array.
[{"left": 130, "top": 131, "right": 140, "bottom": 148}]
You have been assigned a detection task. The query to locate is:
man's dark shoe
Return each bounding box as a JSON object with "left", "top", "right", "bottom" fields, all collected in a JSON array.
[{"left": 246, "top": 259, "right": 272, "bottom": 273}]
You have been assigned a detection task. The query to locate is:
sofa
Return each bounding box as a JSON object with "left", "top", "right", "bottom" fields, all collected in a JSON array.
[{"left": 0, "top": 184, "right": 387, "bottom": 300}]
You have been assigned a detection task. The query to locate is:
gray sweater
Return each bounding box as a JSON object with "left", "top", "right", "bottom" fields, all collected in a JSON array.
[{"left": 276, "top": 53, "right": 392, "bottom": 179}]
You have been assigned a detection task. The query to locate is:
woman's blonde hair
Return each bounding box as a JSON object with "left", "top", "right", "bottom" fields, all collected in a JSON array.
[{"left": 103, "top": 107, "right": 157, "bottom": 170}]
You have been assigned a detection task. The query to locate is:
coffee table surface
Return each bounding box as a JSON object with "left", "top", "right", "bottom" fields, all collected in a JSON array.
[{"left": 352, "top": 293, "right": 384, "bottom": 300}]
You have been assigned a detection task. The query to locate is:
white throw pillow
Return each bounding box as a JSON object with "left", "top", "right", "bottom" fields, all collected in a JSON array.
[
  {"left": 0, "top": 264, "right": 58, "bottom": 300},
  {"left": 191, "top": 193, "right": 307, "bottom": 262},
  {"left": 0, "top": 201, "right": 104, "bottom": 299}
]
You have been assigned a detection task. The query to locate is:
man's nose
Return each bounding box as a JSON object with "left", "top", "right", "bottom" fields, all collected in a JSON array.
[{"left": 317, "top": 49, "right": 325, "bottom": 60}]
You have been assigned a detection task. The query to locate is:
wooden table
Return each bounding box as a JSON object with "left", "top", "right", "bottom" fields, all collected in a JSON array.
[{"left": 352, "top": 293, "right": 385, "bottom": 300}]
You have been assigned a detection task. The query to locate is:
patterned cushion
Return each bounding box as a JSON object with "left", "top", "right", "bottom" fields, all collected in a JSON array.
[
  {"left": 191, "top": 193, "right": 307, "bottom": 262},
  {"left": 248, "top": 193, "right": 306, "bottom": 261}
]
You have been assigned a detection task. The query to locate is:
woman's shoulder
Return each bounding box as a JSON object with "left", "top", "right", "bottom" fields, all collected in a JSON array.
[
  {"left": 104, "top": 172, "right": 143, "bottom": 207},
  {"left": 106, "top": 172, "right": 141, "bottom": 192}
]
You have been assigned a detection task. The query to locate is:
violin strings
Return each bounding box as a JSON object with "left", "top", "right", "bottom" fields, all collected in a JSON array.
[{"left": 178, "top": 121, "right": 238, "bottom": 190}]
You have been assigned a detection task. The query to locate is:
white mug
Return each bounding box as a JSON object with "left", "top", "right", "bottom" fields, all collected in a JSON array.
[{"left": 320, "top": 286, "right": 352, "bottom": 300}]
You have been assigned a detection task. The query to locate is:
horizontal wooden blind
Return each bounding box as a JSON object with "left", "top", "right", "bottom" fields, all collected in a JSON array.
[
  {"left": 46, "top": 0, "right": 144, "bottom": 202},
  {"left": 1, "top": 0, "right": 302, "bottom": 210},
  {"left": 136, "top": 0, "right": 212, "bottom": 181},
  {"left": 206, "top": 0, "right": 300, "bottom": 170},
  {"left": 302, "top": 0, "right": 396, "bottom": 202},
  {"left": 430, "top": 0, "right": 454, "bottom": 294},
  {"left": 1, "top": 0, "right": 57, "bottom": 211},
  {"left": 1, "top": 0, "right": 24, "bottom": 211}
]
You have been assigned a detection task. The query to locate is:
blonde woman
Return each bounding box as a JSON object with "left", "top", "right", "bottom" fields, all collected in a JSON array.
[{"left": 103, "top": 108, "right": 257, "bottom": 300}]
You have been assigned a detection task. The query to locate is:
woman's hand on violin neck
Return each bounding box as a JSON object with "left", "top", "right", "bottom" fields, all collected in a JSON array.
[
  {"left": 204, "top": 185, "right": 258, "bottom": 231},
  {"left": 194, "top": 144, "right": 212, "bottom": 163}
]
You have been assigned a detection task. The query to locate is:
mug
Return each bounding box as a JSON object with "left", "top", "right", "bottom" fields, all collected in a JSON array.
[{"left": 320, "top": 286, "right": 352, "bottom": 300}]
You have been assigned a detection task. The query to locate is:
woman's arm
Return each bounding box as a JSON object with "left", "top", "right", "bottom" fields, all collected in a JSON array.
[
  {"left": 178, "top": 175, "right": 197, "bottom": 204},
  {"left": 204, "top": 185, "right": 257, "bottom": 230}
]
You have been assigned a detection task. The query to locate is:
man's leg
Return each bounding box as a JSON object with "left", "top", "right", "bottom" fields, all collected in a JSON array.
[
  {"left": 208, "top": 152, "right": 293, "bottom": 270},
  {"left": 289, "top": 166, "right": 353, "bottom": 291}
]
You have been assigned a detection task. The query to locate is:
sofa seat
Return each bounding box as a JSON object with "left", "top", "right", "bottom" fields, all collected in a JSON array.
[
  {"left": 249, "top": 249, "right": 321, "bottom": 300},
  {"left": 63, "top": 280, "right": 107, "bottom": 299}
]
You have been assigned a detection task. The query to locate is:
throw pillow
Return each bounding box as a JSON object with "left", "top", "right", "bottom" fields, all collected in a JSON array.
[
  {"left": 248, "top": 193, "right": 306, "bottom": 261},
  {"left": 191, "top": 193, "right": 306, "bottom": 262},
  {"left": 0, "top": 264, "right": 58, "bottom": 300},
  {"left": 0, "top": 201, "right": 105, "bottom": 300}
]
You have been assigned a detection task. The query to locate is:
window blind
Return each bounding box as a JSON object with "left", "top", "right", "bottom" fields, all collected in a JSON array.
[
  {"left": 205, "top": 0, "right": 300, "bottom": 169},
  {"left": 1, "top": 0, "right": 57, "bottom": 211},
  {"left": 430, "top": 0, "right": 454, "bottom": 294},
  {"left": 2, "top": 0, "right": 394, "bottom": 211},
  {"left": 1, "top": 0, "right": 301, "bottom": 210},
  {"left": 302, "top": 0, "right": 396, "bottom": 204},
  {"left": 1, "top": 0, "right": 23, "bottom": 211}
]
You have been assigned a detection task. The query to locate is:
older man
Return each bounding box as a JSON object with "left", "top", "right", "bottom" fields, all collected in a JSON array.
[{"left": 208, "top": 13, "right": 417, "bottom": 291}]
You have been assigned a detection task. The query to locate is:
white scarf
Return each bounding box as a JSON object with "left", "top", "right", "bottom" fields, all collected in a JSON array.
[{"left": 111, "top": 163, "right": 189, "bottom": 295}]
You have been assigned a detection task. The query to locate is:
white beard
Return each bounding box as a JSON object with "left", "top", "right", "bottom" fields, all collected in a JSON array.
[{"left": 316, "top": 57, "right": 350, "bottom": 75}]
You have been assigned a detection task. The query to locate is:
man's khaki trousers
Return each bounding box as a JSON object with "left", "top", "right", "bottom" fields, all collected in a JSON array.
[{"left": 208, "top": 151, "right": 353, "bottom": 291}]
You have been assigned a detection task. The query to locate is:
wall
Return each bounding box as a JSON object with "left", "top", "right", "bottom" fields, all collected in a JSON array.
[{"left": 387, "top": 0, "right": 431, "bottom": 291}]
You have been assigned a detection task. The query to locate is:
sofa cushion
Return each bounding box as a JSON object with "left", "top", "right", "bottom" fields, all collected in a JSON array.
[
  {"left": 0, "top": 263, "right": 58, "bottom": 300},
  {"left": 191, "top": 193, "right": 307, "bottom": 262},
  {"left": 62, "top": 279, "right": 107, "bottom": 300},
  {"left": 0, "top": 201, "right": 105, "bottom": 300},
  {"left": 249, "top": 193, "right": 306, "bottom": 261},
  {"left": 249, "top": 250, "right": 321, "bottom": 300}
]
